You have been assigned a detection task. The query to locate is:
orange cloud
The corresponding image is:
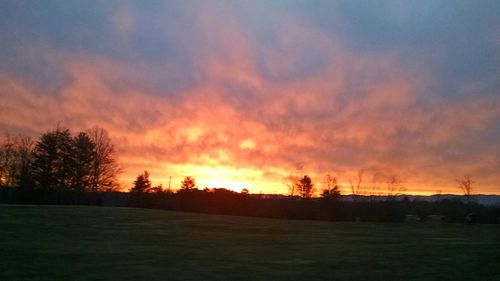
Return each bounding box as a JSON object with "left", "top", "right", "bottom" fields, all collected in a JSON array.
[{"left": 1, "top": 4, "right": 499, "bottom": 195}]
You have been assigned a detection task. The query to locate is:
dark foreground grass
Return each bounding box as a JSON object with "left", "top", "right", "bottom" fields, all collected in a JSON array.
[{"left": 0, "top": 205, "right": 499, "bottom": 281}]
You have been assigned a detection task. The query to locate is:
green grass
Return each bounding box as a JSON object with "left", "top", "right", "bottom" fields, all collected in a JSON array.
[{"left": 0, "top": 205, "right": 499, "bottom": 281}]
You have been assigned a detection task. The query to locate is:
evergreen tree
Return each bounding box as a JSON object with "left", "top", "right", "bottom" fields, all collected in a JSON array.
[
  {"left": 130, "top": 171, "right": 152, "bottom": 193},
  {"left": 32, "top": 127, "right": 73, "bottom": 191},
  {"left": 180, "top": 176, "right": 196, "bottom": 190},
  {"left": 71, "top": 132, "right": 96, "bottom": 192}
]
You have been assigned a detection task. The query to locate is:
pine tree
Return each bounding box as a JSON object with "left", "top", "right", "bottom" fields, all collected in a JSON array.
[
  {"left": 130, "top": 171, "right": 152, "bottom": 193},
  {"left": 32, "top": 127, "right": 73, "bottom": 191},
  {"left": 71, "top": 132, "right": 96, "bottom": 192},
  {"left": 180, "top": 176, "right": 196, "bottom": 190}
]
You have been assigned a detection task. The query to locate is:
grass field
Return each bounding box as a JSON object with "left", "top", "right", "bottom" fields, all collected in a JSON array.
[{"left": 0, "top": 205, "right": 499, "bottom": 281}]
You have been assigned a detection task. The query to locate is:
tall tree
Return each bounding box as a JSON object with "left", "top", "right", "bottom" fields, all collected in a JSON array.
[
  {"left": 16, "top": 136, "right": 35, "bottom": 191},
  {"left": 87, "top": 127, "right": 120, "bottom": 191},
  {"left": 130, "top": 171, "right": 152, "bottom": 193},
  {"left": 385, "top": 175, "right": 406, "bottom": 200},
  {"left": 0, "top": 135, "right": 34, "bottom": 189},
  {"left": 297, "top": 175, "right": 314, "bottom": 198},
  {"left": 70, "top": 132, "right": 96, "bottom": 192},
  {"left": 32, "top": 127, "right": 73, "bottom": 191},
  {"left": 321, "top": 174, "right": 341, "bottom": 200},
  {"left": 54, "top": 129, "right": 74, "bottom": 190},
  {"left": 458, "top": 175, "right": 474, "bottom": 205},
  {"left": 349, "top": 170, "right": 364, "bottom": 200},
  {"left": 285, "top": 163, "right": 303, "bottom": 196},
  {"left": 0, "top": 136, "right": 18, "bottom": 186},
  {"left": 180, "top": 176, "right": 196, "bottom": 190}
]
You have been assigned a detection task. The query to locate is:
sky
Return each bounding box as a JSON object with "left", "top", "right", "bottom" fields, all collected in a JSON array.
[{"left": 0, "top": 0, "right": 499, "bottom": 195}]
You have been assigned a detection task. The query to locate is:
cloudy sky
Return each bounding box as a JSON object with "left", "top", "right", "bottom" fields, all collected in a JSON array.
[{"left": 1, "top": 1, "right": 499, "bottom": 194}]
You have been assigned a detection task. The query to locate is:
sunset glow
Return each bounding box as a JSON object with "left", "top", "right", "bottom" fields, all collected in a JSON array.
[{"left": 1, "top": 1, "right": 499, "bottom": 195}]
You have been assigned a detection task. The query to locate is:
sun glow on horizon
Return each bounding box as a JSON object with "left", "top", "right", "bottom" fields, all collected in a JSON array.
[
  {"left": 198, "top": 179, "right": 251, "bottom": 192},
  {"left": 119, "top": 163, "right": 464, "bottom": 196},
  {"left": 120, "top": 163, "right": 286, "bottom": 194}
]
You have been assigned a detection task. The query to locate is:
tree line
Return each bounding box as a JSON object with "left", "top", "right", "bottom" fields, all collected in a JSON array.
[
  {"left": 0, "top": 126, "right": 120, "bottom": 197},
  {"left": 1, "top": 126, "right": 499, "bottom": 224},
  {"left": 124, "top": 170, "right": 498, "bottom": 223},
  {"left": 284, "top": 164, "right": 407, "bottom": 200}
]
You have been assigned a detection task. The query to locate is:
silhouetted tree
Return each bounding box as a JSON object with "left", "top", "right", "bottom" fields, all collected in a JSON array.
[
  {"left": 368, "top": 171, "right": 383, "bottom": 198},
  {"left": 297, "top": 175, "right": 314, "bottom": 198},
  {"left": 32, "top": 127, "right": 73, "bottom": 191},
  {"left": 0, "top": 135, "right": 34, "bottom": 191},
  {"left": 70, "top": 132, "right": 96, "bottom": 192},
  {"left": 0, "top": 135, "right": 18, "bottom": 186},
  {"left": 458, "top": 175, "right": 474, "bottom": 205},
  {"left": 130, "top": 171, "right": 152, "bottom": 193},
  {"left": 149, "top": 184, "right": 164, "bottom": 193},
  {"left": 16, "top": 136, "right": 35, "bottom": 191},
  {"left": 321, "top": 174, "right": 341, "bottom": 200},
  {"left": 349, "top": 169, "right": 364, "bottom": 200},
  {"left": 180, "top": 176, "right": 196, "bottom": 190},
  {"left": 285, "top": 163, "right": 303, "bottom": 196},
  {"left": 87, "top": 127, "right": 120, "bottom": 191},
  {"left": 385, "top": 175, "right": 406, "bottom": 200}
]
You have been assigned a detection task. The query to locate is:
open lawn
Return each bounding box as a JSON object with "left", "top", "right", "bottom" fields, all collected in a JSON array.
[{"left": 0, "top": 205, "right": 499, "bottom": 281}]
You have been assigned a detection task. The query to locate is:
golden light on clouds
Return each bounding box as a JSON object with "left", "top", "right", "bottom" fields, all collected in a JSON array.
[{"left": 0, "top": 2, "right": 499, "bottom": 195}]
